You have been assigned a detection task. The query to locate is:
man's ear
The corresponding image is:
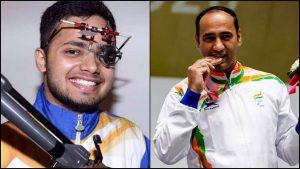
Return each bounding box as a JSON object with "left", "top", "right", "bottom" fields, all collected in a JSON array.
[
  {"left": 195, "top": 34, "right": 200, "bottom": 48},
  {"left": 35, "top": 48, "right": 47, "bottom": 73},
  {"left": 237, "top": 29, "right": 242, "bottom": 47}
]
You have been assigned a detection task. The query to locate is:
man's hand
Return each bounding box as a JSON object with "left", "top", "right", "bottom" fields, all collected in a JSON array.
[{"left": 187, "top": 57, "right": 222, "bottom": 93}]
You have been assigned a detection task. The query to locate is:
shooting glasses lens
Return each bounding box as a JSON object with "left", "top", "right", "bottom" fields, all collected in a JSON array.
[{"left": 97, "top": 45, "right": 122, "bottom": 67}]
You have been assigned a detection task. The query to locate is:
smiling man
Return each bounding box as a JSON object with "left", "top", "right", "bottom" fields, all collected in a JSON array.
[
  {"left": 153, "top": 6, "right": 299, "bottom": 168},
  {"left": 37, "top": 15, "right": 116, "bottom": 114},
  {"left": 1, "top": 1, "right": 149, "bottom": 168}
]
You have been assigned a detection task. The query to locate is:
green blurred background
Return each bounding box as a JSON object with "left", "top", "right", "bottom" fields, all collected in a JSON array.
[{"left": 151, "top": 1, "right": 299, "bottom": 83}]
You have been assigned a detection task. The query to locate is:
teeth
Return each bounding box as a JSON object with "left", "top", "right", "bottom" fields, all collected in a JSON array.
[
  {"left": 70, "top": 79, "right": 96, "bottom": 86},
  {"left": 213, "top": 54, "right": 225, "bottom": 57}
]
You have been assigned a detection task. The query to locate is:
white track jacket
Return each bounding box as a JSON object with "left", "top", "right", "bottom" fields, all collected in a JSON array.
[{"left": 154, "top": 62, "right": 299, "bottom": 168}]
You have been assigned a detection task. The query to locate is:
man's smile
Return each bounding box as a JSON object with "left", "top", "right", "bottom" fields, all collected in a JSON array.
[{"left": 69, "top": 77, "right": 102, "bottom": 92}]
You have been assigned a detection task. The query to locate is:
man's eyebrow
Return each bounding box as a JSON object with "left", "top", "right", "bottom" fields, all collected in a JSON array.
[
  {"left": 61, "top": 41, "right": 108, "bottom": 52},
  {"left": 203, "top": 33, "right": 215, "bottom": 38},
  {"left": 220, "top": 31, "right": 233, "bottom": 35},
  {"left": 203, "top": 31, "right": 233, "bottom": 38},
  {"left": 62, "top": 41, "right": 89, "bottom": 48}
]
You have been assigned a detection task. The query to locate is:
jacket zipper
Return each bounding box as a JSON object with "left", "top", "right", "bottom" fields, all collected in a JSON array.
[{"left": 75, "top": 114, "right": 85, "bottom": 144}]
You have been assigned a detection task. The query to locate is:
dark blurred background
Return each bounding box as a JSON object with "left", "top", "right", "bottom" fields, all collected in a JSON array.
[{"left": 151, "top": 1, "right": 299, "bottom": 83}]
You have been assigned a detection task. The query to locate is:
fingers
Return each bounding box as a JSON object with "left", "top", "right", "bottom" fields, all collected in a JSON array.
[
  {"left": 188, "top": 64, "right": 210, "bottom": 76},
  {"left": 187, "top": 57, "right": 222, "bottom": 93},
  {"left": 211, "top": 58, "right": 222, "bottom": 66},
  {"left": 192, "top": 58, "right": 220, "bottom": 71},
  {"left": 204, "top": 57, "right": 222, "bottom": 66}
]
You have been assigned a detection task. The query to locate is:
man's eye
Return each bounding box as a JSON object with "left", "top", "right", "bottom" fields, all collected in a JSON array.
[
  {"left": 65, "top": 49, "right": 81, "bottom": 55},
  {"left": 221, "top": 34, "right": 232, "bottom": 41},
  {"left": 203, "top": 36, "right": 215, "bottom": 42}
]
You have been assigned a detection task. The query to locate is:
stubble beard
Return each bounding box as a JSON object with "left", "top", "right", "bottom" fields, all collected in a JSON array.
[{"left": 46, "top": 71, "right": 103, "bottom": 113}]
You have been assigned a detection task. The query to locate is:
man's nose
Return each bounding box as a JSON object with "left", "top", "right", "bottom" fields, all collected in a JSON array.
[
  {"left": 80, "top": 52, "right": 99, "bottom": 73},
  {"left": 213, "top": 38, "right": 225, "bottom": 52}
]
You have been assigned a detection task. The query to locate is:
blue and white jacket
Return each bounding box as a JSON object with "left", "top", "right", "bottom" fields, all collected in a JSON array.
[{"left": 1, "top": 84, "right": 149, "bottom": 168}]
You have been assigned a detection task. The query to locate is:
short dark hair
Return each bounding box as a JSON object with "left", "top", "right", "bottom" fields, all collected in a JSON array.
[
  {"left": 40, "top": 1, "right": 116, "bottom": 53},
  {"left": 195, "top": 6, "right": 239, "bottom": 37}
]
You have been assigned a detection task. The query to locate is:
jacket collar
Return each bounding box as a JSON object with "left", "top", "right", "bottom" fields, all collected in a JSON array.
[
  {"left": 204, "top": 61, "right": 244, "bottom": 102},
  {"left": 33, "top": 83, "right": 100, "bottom": 141},
  {"left": 209, "top": 61, "right": 244, "bottom": 85}
]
